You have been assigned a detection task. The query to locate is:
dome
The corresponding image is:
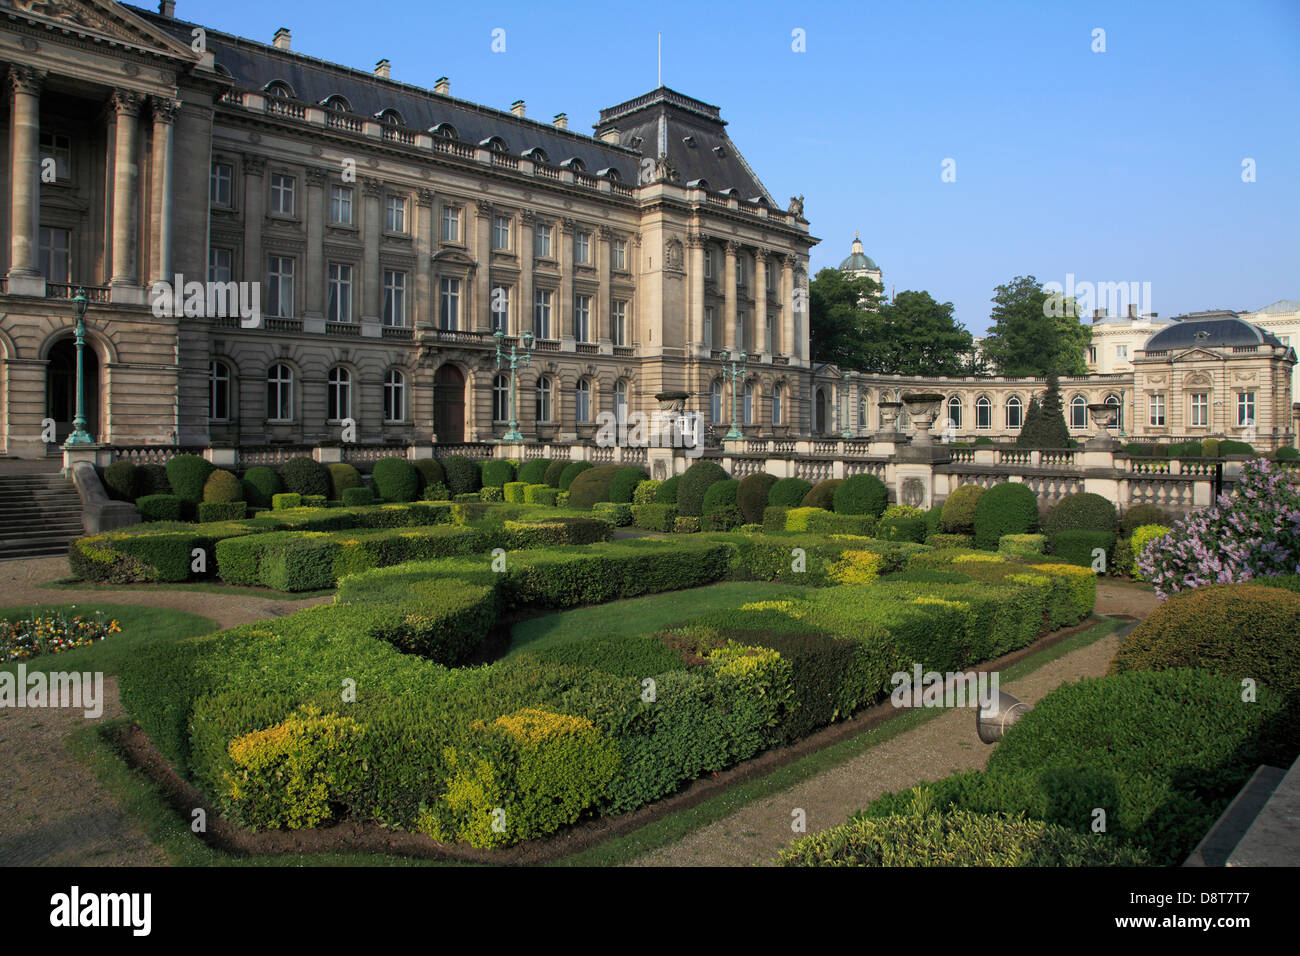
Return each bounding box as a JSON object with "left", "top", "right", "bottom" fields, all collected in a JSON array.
[
  {"left": 1144, "top": 314, "right": 1284, "bottom": 351},
  {"left": 839, "top": 234, "right": 878, "bottom": 273}
]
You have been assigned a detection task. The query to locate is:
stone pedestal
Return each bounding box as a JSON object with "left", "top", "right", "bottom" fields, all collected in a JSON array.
[{"left": 61, "top": 443, "right": 112, "bottom": 474}]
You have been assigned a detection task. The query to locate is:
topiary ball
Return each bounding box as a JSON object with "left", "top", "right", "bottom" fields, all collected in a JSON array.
[
  {"left": 414, "top": 458, "right": 447, "bottom": 493},
  {"left": 801, "top": 479, "right": 843, "bottom": 510},
  {"left": 372, "top": 457, "right": 419, "bottom": 502},
  {"left": 567, "top": 465, "right": 624, "bottom": 510},
  {"left": 165, "top": 453, "right": 214, "bottom": 504},
  {"left": 135, "top": 463, "right": 172, "bottom": 496},
  {"left": 676, "top": 460, "right": 730, "bottom": 516},
  {"left": 737, "top": 473, "right": 779, "bottom": 524},
  {"left": 972, "top": 481, "right": 1040, "bottom": 549},
  {"left": 517, "top": 458, "right": 551, "bottom": 485},
  {"left": 481, "top": 459, "right": 516, "bottom": 489},
  {"left": 609, "top": 466, "right": 649, "bottom": 503},
  {"left": 279, "top": 456, "right": 331, "bottom": 497},
  {"left": 1044, "top": 492, "right": 1118, "bottom": 541},
  {"left": 702, "top": 478, "right": 741, "bottom": 516},
  {"left": 241, "top": 466, "right": 282, "bottom": 508},
  {"left": 102, "top": 460, "right": 140, "bottom": 502},
  {"left": 558, "top": 461, "right": 593, "bottom": 491},
  {"left": 940, "top": 484, "right": 985, "bottom": 533},
  {"left": 202, "top": 468, "right": 244, "bottom": 503},
  {"left": 768, "top": 477, "right": 813, "bottom": 508},
  {"left": 441, "top": 455, "right": 480, "bottom": 495},
  {"left": 327, "top": 462, "right": 363, "bottom": 499},
  {"left": 543, "top": 460, "right": 568, "bottom": 487},
  {"left": 1119, "top": 503, "right": 1167, "bottom": 536},
  {"left": 833, "top": 473, "right": 888, "bottom": 517},
  {"left": 655, "top": 474, "right": 682, "bottom": 504}
]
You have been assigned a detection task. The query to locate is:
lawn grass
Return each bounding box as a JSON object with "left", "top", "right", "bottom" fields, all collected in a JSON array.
[
  {"left": 0, "top": 603, "right": 218, "bottom": 676},
  {"left": 40, "top": 578, "right": 334, "bottom": 600},
  {"left": 505, "top": 581, "right": 812, "bottom": 658}
]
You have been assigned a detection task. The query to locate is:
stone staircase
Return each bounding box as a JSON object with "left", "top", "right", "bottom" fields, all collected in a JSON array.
[{"left": 0, "top": 470, "right": 86, "bottom": 561}]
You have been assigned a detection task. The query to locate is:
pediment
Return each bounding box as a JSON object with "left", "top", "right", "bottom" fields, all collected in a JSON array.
[
  {"left": 3, "top": 0, "right": 201, "bottom": 61},
  {"left": 1169, "top": 347, "right": 1221, "bottom": 362}
]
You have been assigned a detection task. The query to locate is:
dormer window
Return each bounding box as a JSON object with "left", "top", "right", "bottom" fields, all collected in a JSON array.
[
  {"left": 561, "top": 157, "right": 586, "bottom": 172},
  {"left": 628, "top": 135, "right": 643, "bottom": 149},
  {"left": 323, "top": 95, "right": 352, "bottom": 112},
  {"left": 522, "top": 147, "right": 549, "bottom": 163},
  {"left": 378, "top": 108, "right": 404, "bottom": 126},
  {"left": 431, "top": 123, "right": 459, "bottom": 140},
  {"left": 598, "top": 167, "right": 621, "bottom": 181},
  {"left": 682, "top": 135, "right": 695, "bottom": 147},
  {"left": 712, "top": 145, "right": 726, "bottom": 158},
  {"left": 482, "top": 136, "right": 509, "bottom": 153},
  {"left": 264, "top": 80, "right": 295, "bottom": 98}
]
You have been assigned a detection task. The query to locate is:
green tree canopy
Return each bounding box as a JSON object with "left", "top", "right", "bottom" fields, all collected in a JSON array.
[
  {"left": 809, "top": 267, "right": 882, "bottom": 369},
  {"left": 981, "top": 275, "right": 1092, "bottom": 376}
]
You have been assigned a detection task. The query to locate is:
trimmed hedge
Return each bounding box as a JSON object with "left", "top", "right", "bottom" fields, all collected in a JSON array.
[
  {"left": 832, "top": 474, "right": 888, "bottom": 517},
  {"left": 137, "top": 494, "right": 184, "bottom": 522},
  {"left": 768, "top": 477, "right": 812, "bottom": 509},
  {"left": 940, "top": 484, "right": 984, "bottom": 533},
  {"left": 558, "top": 461, "right": 593, "bottom": 491},
  {"left": 272, "top": 493, "right": 303, "bottom": 510},
  {"left": 1119, "top": 503, "right": 1167, "bottom": 536},
  {"left": 674, "top": 516, "right": 701, "bottom": 534},
  {"left": 503, "top": 481, "right": 528, "bottom": 503},
  {"left": 478, "top": 459, "right": 515, "bottom": 489},
  {"left": 280, "top": 457, "right": 331, "bottom": 498},
  {"left": 517, "top": 459, "right": 551, "bottom": 485},
  {"left": 874, "top": 515, "right": 927, "bottom": 543},
  {"left": 441, "top": 455, "right": 480, "bottom": 495},
  {"left": 654, "top": 474, "right": 682, "bottom": 504},
  {"left": 413, "top": 458, "right": 447, "bottom": 493},
  {"left": 998, "top": 533, "right": 1046, "bottom": 560},
  {"left": 610, "top": 467, "right": 649, "bottom": 504},
  {"left": 136, "top": 463, "right": 172, "bottom": 496},
  {"left": 801, "top": 479, "right": 843, "bottom": 511},
  {"left": 166, "top": 454, "right": 214, "bottom": 504},
  {"left": 701, "top": 478, "right": 740, "bottom": 516},
  {"left": 926, "top": 533, "right": 974, "bottom": 549},
  {"left": 1044, "top": 493, "right": 1118, "bottom": 541},
  {"left": 103, "top": 461, "right": 140, "bottom": 502},
  {"left": 327, "top": 463, "right": 363, "bottom": 499},
  {"left": 372, "top": 457, "right": 419, "bottom": 502},
  {"left": 632, "top": 503, "right": 678, "bottom": 532},
  {"left": 567, "top": 465, "right": 624, "bottom": 510},
  {"left": 677, "top": 461, "right": 730, "bottom": 517},
  {"left": 543, "top": 460, "right": 568, "bottom": 488},
  {"left": 972, "top": 482, "right": 1039, "bottom": 550},
  {"left": 1051, "top": 529, "right": 1116, "bottom": 569},
  {"left": 202, "top": 469, "right": 243, "bottom": 503},
  {"left": 592, "top": 502, "right": 633, "bottom": 527},
  {"left": 198, "top": 501, "right": 247, "bottom": 523},
  {"left": 737, "top": 473, "right": 779, "bottom": 524},
  {"left": 241, "top": 466, "right": 282, "bottom": 508},
  {"left": 632, "top": 480, "right": 661, "bottom": 506},
  {"left": 342, "top": 487, "right": 375, "bottom": 507}
]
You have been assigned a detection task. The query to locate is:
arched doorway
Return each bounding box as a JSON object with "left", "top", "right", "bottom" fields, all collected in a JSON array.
[
  {"left": 434, "top": 364, "right": 465, "bottom": 443},
  {"left": 46, "top": 336, "right": 100, "bottom": 445},
  {"left": 814, "top": 387, "right": 829, "bottom": 434}
]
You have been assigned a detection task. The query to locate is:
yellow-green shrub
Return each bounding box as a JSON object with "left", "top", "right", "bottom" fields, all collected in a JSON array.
[
  {"left": 827, "top": 549, "right": 884, "bottom": 586},
  {"left": 1030, "top": 563, "right": 1097, "bottom": 621},
  {"left": 1129, "top": 524, "right": 1171, "bottom": 581}
]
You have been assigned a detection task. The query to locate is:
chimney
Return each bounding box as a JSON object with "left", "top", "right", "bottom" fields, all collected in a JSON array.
[
  {"left": 375, "top": 59, "right": 391, "bottom": 79},
  {"left": 158, "top": 0, "right": 176, "bottom": 17},
  {"left": 1092, "top": 308, "right": 1105, "bottom": 323},
  {"left": 598, "top": 127, "right": 621, "bottom": 144},
  {"left": 1127, "top": 304, "right": 1137, "bottom": 318},
  {"left": 553, "top": 113, "right": 568, "bottom": 130},
  {"left": 510, "top": 100, "right": 525, "bottom": 118},
  {"left": 434, "top": 77, "right": 450, "bottom": 95},
  {"left": 273, "top": 28, "right": 291, "bottom": 50}
]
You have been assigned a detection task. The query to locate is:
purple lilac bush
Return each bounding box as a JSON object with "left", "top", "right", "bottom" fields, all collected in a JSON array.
[{"left": 1137, "top": 458, "right": 1300, "bottom": 599}]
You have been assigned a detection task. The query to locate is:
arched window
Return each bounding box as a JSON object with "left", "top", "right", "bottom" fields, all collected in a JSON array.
[
  {"left": 264, "top": 80, "right": 294, "bottom": 98},
  {"left": 266, "top": 363, "right": 293, "bottom": 422},
  {"left": 1006, "top": 395, "right": 1023, "bottom": 430},
  {"left": 1105, "top": 392, "right": 1123, "bottom": 429},
  {"left": 576, "top": 378, "right": 592, "bottom": 423},
  {"left": 378, "top": 108, "right": 404, "bottom": 126},
  {"left": 484, "top": 136, "right": 509, "bottom": 153},
  {"left": 614, "top": 380, "right": 628, "bottom": 421},
  {"left": 383, "top": 369, "right": 406, "bottom": 422},
  {"left": 323, "top": 95, "right": 351, "bottom": 112},
  {"left": 535, "top": 376, "right": 553, "bottom": 423},
  {"left": 976, "top": 395, "right": 992, "bottom": 430},
  {"left": 562, "top": 157, "right": 586, "bottom": 173},
  {"left": 859, "top": 398, "right": 868, "bottom": 429},
  {"left": 742, "top": 381, "right": 755, "bottom": 425},
  {"left": 946, "top": 395, "right": 963, "bottom": 430},
  {"left": 1069, "top": 394, "right": 1088, "bottom": 429},
  {"left": 492, "top": 373, "right": 510, "bottom": 423},
  {"left": 328, "top": 366, "right": 352, "bottom": 422},
  {"left": 431, "top": 123, "right": 459, "bottom": 141},
  {"left": 209, "top": 360, "right": 231, "bottom": 422},
  {"left": 772, "top": 384, "right": 784, "bottom": 425},
  {"left": 602, "top": 167, "right": 621, "bottom": 181},
  {"left": 523, "top": 147, "right": 549, "bottom": 164},
  {"left": 710, "top": 379, "right": 723, "bottom": 424}
]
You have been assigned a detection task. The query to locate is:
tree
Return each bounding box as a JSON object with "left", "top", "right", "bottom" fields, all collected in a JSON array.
[
  {"left": 865, "top": 290, "right": 973, "bottom": 376},
  {"left": 981, "top": 275, "right": 1092, "bottom": 376},
  {"left": 809, "top": 268, "right": 882, "bottom": 368},
  {"left": 1017, "top": 371, "right": 1072, "bottom": 448}
]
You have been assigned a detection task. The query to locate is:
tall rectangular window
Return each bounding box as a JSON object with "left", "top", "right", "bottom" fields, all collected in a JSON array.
[
  {"left": 535, "top": 224, "right": 552, "bottom": 258},
  {"left": 1087, "top": 346, "right": 1097, "bottom": 364},
  {"left": 704, "top": 249, "right": 712, "bottom": 279},
  {"left": 269, "top": 173, "right": 295, "bottom": 215},
  {"left": 327, "top": 262, "right": 353, "bottom": 322},
  {"left": 208, "top": 247, "right": 232, "bottom": 284},
  {"left": 1237, "top": 391, "right": 1255, "bottom": 426},
  {"left": 534, "top": 289, "right": 552, "bottom": 339},
  {"left": 439, "top": 277, "right": 461, "bottom": 330},
  {"left": 492, "top": 215, "right": 511, "bottom": 251},
  {"left": 574, "top": 294, "right": 591, "bottom": 342},
  {"left": 703, "top": 305, "right": 714, "bottom": 349},
  {"left": 575, "top": 231, "right": 591, "bottom": 264},
  {"left": 38, "top": 227, "right": 71, "bottom": 283},
  {"left": 208, "top": 161, "right": 232, "bottom": 205},
  {"left": 1149, "top": 393, "right": 1165, "bottom": 427},
  {"left": 764, "top": 314, "right": 774, "bottom": 353},
  {"left": 385, "top": 195, "right": 407, "bottom": 233},
  {"left": 611, "top": 300, "right": 627, "bottom": 346},
  {"left": 441, "top": 205, "right": 461, "bottom": 242},
  {"left": 267, "top": 256, "right": 294, "bottom": 317},
  {"left": 329, "top": 185, "right": 353, "bottom": 225},
  {"left": 612, "top": 239, "right": 627, "bottom": 271},
  {"left": 208, "top": 361, "right": 231, "bottom": 421},
  {"left": 383, "top": 270, "right": 406, "bottom": 326},
  {"left": 1116, "top": 344, "right": 1128, "bottom": 360},
  {"left": 491, "top": 286, "right": 510, "bottom": 333},
  {"left": 1191, "top": 392, "right": 1209, "bottom": 428}
]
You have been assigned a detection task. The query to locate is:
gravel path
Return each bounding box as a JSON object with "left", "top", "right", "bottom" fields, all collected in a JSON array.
[{"left": 0, "top": 556, "right": 331, "bottom": 866}]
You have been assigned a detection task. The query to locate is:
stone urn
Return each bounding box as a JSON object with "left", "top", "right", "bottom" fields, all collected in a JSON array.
[
  {"left": 654, "top": 390, "right": 695, "bottom": 450},
  {"left": 1086, "top": 402, "right": 1120, "bottom": 448},
  {"left": 878, "top": 401, "right": 904, "bottom": 433},
  {"left": 901, "top": 392, "right": 945, "bottom": 446}
]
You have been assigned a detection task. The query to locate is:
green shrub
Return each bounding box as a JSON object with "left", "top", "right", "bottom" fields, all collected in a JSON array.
[
  {"left": 529, "top": 487, "right": 559, "bottom": 506},
  {"left": 940, "top": 484, "right": 984, "bottom": 533},
  {"left": 241, "top": 466, "right": 282, "bottom": 508},
  {"left": 1119, "top": 503, "right": 1167, "bottom": 536},
  {"left": 413, "top": 458, "right": 447, "bottom": 493},
  {"left": 1168, "top": 440, "right": 1203, "bottom": 458},
  {"left": 165, "top": 454, "right": 214, "bottom": 504},
  {"left": 1051, "top": 529, "right": 1116, "bottom": 568},
  {"left": 703, "top": 505, "right": 742, "bottom": 532},
  {"left": 768, "top": 477, "right": 812, "bottom": 508},
  {"left": 302, "top": 495, "right": 326, "bottom": 508},
  {"left": 556, "top": 491, "right": 570, "bottom": 508},
  {"left": 568, "top": 465, "right": 624, "bottom": 510},
  {"left": 543, "top": 460, "right": 568, "bottom": 487},
  {"left": 1219, "top": 439, "right": 1255, "bottom": 456},
  {"left": 272, "top": 492, "right": 303, "bottom": 511},
  {"left": 476, "top": 459, "right": 513, "bottom": 489},
  {"left": 1128, "top": 524, "right": 1170, "bottom": 579},
  {"left": 558, "top": 461, "right": 593, "bottom": 491},
  {"left": 1276, "top": 446, "right": 1299, "bottom": 461},
  {"left": 1200, "top": 438, "right": 1221, "bottom": 458},
  {"left": 132, "top": 464, "right": 170, "bottom": 496},
  {"left": 632, "top": 479, "right": 662, "bottom": 505},
  {"left": 1044, "top": 493, "right": 1118, "bottom": 545},
  {"left": 832, "top": 474, "right": 888, "bottom": 517},
  {"left": 610, "top": 467, "right": 649, "bottom": 504},
  {"left": 479, "top": 486, "right": 504, "bottom": 503},
  {"left": 592, "top": 502, "right": 633, "bottom": 527},
  {"left": 327, "top": 463, "right": 363, "bottom": 499},
  {"left": 136, "top": 494, "right": 184, "bottom": 522},
  {"left": 736, "top": 473, "right": 779, "bottom": 524},
  {"left": 973, "top": 437, "right": 994, "bottom": 446},
  {"left": 801, "top": 479, "right": 843, "bottom": 510},
  {"left": 702, "top": 478, "right": 740, "bottom": 516},
  {"left": 674, "top": 516, "right": 701, "bottom": 534},
  {"left": 201, "top": 469, "right": 243, "bottom": 504},
  {"left": 517, "top": 459, "right": 551, "bottom": 485},
  {"left": 522, "top": 483, "right": 552, "bottom": 505},
  {"left": 342, "top": 487, "right": 375, "bottom": 507},
  {"left": 998, "top": 533, "right": 1046, "bottom": 559},
  {"left": 441, "top": 455, "right": 480, "bottom": 495},
  {"left": 632, "top": 503, "right": 677, "bottom": 532},
  {"left": 198, "top": 501, "right": 247, "bottom": 523},
  {"left": 280, "top": 456, "right": 330, "bottom": 498},
  {"left": 972, "top": 482, "right": 1040, "bottom": 549},
  {"left": 875, "top": 515, "right": 927, "bottom": 543},
  {"left": 654, "top": 474, "right": 682, "bottom": 504},
  {"left": 503, "top": 481, "right": 527, "bottom": 503},
  {"left": 103, "top": 461, "right": 140, "bottom": 501},
  {"left": 677, "top": 461, "right": 730, "bottom": 517},
  {"left": 372, "top": 457, "right": 419, "bottom": 502},
  {"left": 926, "top": 533, "right": 974, "bottom": 549},
  {"left": 422, "top": 482, "right": 451, "bottom": 502},
  {"left": 762, "top": 506, "right": 790, "bottom": 532}
]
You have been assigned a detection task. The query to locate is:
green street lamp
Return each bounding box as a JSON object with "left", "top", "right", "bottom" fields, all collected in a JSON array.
[
  {"left": 494, "top": 327, "right": 533, "bottom": 442},
  {"left": 719, "top": 348, "right": 748, "bottom": 441},
  {"left": 63, "top": 287, "right": 94, "bottom": 446}
]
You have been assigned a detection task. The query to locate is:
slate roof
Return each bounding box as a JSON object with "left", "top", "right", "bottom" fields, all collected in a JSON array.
[
  {"left": 1145, "top": 314, "right": 1284, "bottom": 350},
  {"left": 1251, "top": 299, "right": 1300, "bottom": 314}
]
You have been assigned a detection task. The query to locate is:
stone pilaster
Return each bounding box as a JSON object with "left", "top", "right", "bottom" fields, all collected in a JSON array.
[
  {"left": 361, "top": 176, "right": 383, "bottom": 321},
  {"left": 415, "top": 188, "right": 434, "bottom": 327},
  {"left": 242, "top": 155, "right": 265, "bottom": 287},
  {"left": 723, "top": 241, "right": 738, "bottom": 352},
  {"left": 304, "top": 167, "right": 326, "bottom": 317},
  {"left": 109, "top": 89, "right": 143, "bottom": 299},
  {"left": 7, "top": 66, "right": 45, "bottom": 294},
  {"left": 148, "top": 98, "right": 179, "bottom": 283}
]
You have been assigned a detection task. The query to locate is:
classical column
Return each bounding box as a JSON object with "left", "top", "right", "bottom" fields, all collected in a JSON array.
[
  {"left": 723, "top": 241, "right": 738, "bottom": 351},
  {"left": 597, "top": 226, "right": 613, "bottom": 345},
  {"left": 415, "top": 188, "right": 433, "bottom": 327},
  {"left": 242, "top": 156, "right": 265, "bottom": 286},
  {"left": 688, "top": 231, "right": 705, "bottom": 350},
  {"left": 109, "top": 89, "right": 143, "bottom": 290},
  {"left": 782, "top": 254, "right": 796, "bottom": 363},
  {"left": 148, "top": 98, "right": 179, "bottom": 282},
  {"left": 559, "top": 218, "right": 576, "bottom": 343},
  {"left": 7, "top": 66, "right": 45, "bottom": 292},
  {"left": 474, "top": 200, "right": 492, "bottom": 331},
  {"left": 754, "top": 249, "right": 768, "bottom": 356},
  {"left": 304, "top": 167, "right": 326, "bottom": 317},
  {"left": 361, "top": 176, "right": 383, "bottom": 321},
  {"left": 519, "top": 210, "right": 536, "bottom": 336}
]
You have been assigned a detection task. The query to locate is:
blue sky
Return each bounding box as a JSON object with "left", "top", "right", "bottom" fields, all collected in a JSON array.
[{"left": 165, "top": 0, "right": 1300, "bottom": 335}]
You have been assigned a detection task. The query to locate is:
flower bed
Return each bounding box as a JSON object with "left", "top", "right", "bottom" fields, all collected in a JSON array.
[{"left": 2, "top": 609, "right": 121, "bottom": 663}]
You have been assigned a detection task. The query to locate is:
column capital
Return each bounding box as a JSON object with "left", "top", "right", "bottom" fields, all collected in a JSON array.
[
  {"left": 361, "top": 176, "right": 384, "bottom": 197},
  {"left": 560, "top": 217, "right": 578, "bottom": 235},
  {"left": 519, "top": 208, "right": 537, "bottom": 226},
  {"left": 476, "top": 198, "right": 493, "bottom": 216},
  {"left": 686, "top": 231, "right": 707, "bottom": 249},
  {"left": 598, "top": 225, "right": 619, "bottom": 242},
  {"left": 416, "top": 187, "right": 435, "bottom": 207},
  {"left": 753, "top": 247, "right": 770, "bottom": 263},
  {"left": 111, "top": 88, "right": 143, "bottom": 116},
  {"left": 242, "top": 154, "right": 266, "bottom": 176},
  {"left": 726, "top": 240, "right": 741, "bottom": 255},
  {"left": 150, "top": 96, "right": 181, "bottom": 124},
  {"left": 783, "top": 252, "right": 799, "bottom": 269},
  {"left": 305, "top": 166, "right": 327, "bottom": 187},
  {"left": 7, "top": 65, "right": 46, "bottom": 97}
]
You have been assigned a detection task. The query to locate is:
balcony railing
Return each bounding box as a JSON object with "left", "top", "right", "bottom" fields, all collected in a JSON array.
[{"left": 45, "top": 283, "right": 111, "bottom": 302}]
